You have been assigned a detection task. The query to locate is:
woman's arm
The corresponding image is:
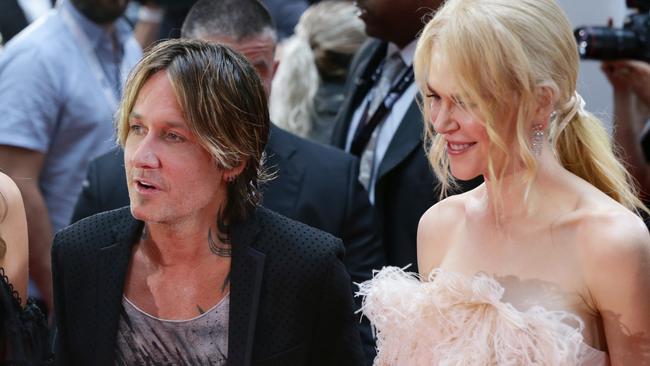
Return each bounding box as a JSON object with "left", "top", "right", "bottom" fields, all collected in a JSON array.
[{"left": 582, "top": 212, "right": 650, "bottom": 365}]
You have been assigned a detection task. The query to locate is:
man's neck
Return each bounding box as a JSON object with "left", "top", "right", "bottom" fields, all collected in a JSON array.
[
  {"left": 98, "top": 22, "right": 116, "bottom": 34},
  {"left": 141, "top": 219, "right": 228, "bottom": 266}
]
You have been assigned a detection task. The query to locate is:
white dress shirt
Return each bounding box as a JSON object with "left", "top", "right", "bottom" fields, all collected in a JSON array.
[{"left": 345, "top": 40, "right": 418, "bottom": 204}]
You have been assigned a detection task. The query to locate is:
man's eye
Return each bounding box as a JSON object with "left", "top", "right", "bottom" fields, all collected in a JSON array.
[
  {"left": 166, "top": 132, "right": 185, "bottom": 142},
  {"left": 129, "top": 124, "right": 144, "bottom": 134}
]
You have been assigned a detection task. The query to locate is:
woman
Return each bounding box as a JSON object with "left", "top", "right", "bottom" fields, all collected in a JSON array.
[
  {"left": 0, "top": 172, "right": 50, "bottom": 363},
  {"left": 269, "top": 0, "right": 366, "bottom": 143},
  {"left": 358, "top": 0, "right": 650, "bottom": 364}
]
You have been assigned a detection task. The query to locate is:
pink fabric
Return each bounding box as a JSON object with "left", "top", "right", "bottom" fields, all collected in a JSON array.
[{"left": 358, "top": 267, "right": 609, "bottom": 366}]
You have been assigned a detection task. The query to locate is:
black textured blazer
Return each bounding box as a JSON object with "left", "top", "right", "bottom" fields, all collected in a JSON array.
[
  {"left": 52, "top": 207, "right": 365, "bottom": 366},
  {"left": 330, "top": 40, "right": 439, "bottom": 271},
  {"left": 71, "top": 125, "right": 385, "bottom": 291}
]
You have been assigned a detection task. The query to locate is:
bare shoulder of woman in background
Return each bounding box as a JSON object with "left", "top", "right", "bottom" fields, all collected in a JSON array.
[{"left": 0, "top": 171, "right": 29, "bottom": 305}]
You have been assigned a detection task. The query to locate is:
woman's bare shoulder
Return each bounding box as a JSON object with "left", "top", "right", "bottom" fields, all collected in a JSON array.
[
  {"left": 0, "top": 171, "right": 29, "bottom": 303},
  {"left": 419, "top": 190, "right": 475, "bottom": 235},
  {"left": 569, "top": 192, "right": 648, "bottom": 253},
  {"left": 0, "top": 171, "right": 22, "bottom": 203},
  {"left": 417, "top": 188, "right": 479, "bottom": 275},
  {"left": 567, "top": 198, "right": 650, "bottom": 288}
]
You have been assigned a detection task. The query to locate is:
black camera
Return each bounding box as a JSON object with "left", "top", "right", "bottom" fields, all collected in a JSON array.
[{"left": 574, "top": 0, "right": 650, "bottom": 62}]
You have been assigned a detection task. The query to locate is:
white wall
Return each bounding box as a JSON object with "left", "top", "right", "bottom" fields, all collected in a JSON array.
[{"left": 557, "top": 0, "right": 628, "bottom": 129}]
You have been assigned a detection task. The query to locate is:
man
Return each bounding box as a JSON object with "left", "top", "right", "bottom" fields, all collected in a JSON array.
[
  {"left": 0, "top": 0, "right": 141, "bottom": 310},
  {"left": 73, "top": 0, "right": 383, "bottom": 308},
  {"left": 53, "top": 39, "right": 364, "bottom": 365},
  {"left": 72, "top": 2, "right": 382, "bottom": 360},
  {"left": 331, "top": 0, "right": 481, "bottom": 271}
]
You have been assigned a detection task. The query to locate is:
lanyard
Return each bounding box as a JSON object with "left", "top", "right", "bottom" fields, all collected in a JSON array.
[
  {"left": 349, "top": 64, "right": 414, "bottom": 156},
  {"left": 59, "top": 4, "right": 120, "bottom": 111}
]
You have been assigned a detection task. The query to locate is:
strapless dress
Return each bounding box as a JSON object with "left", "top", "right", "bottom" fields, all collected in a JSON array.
[{"left": 357, "top": 267, "right": 609, "bottom": 366}]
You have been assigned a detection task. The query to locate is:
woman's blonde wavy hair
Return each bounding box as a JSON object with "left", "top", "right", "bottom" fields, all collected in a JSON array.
[
  {"left": 414, "top": 0, "right": 647, "bottom": 214},
  {"left": 270, "top": 1, "right": 366, "bottom": 138}
]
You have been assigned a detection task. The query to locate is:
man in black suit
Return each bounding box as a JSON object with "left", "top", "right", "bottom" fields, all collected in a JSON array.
[
  {"left": 72, "top": 0, "right": 383, "bottom": 361},
  {"left": 331, "top": 0, "right": 481, "bottom": 271},
  {"left": 53, "top": 38, "right": 364, "bottom": 365},
  {"left": 74, "top": 0, "right": 383, "bottom": 298}
]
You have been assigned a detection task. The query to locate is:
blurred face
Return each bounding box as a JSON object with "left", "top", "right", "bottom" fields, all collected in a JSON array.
[
  {"left": 204, "top": 34, "right": 277, "bottom": 97},
  {"left": 71, "top": 0, "right": 128, "bottom": 25},
  {"left": 426, "top": 51, "right": 489, "bottom": 181},
  {"left": 124, "top": 71, "right": 226, "bottom": 225},
  {"left": 354, "top": 0, "right": 438, "bottom": 47}
]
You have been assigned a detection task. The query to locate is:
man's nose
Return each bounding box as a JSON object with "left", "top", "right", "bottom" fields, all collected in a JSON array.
[{"left": 130, "top": 135, "right": 161, "bottom": 169}]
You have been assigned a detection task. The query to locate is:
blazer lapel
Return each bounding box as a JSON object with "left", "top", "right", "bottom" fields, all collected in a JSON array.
[
  {"left": 376, "top": 100, "right": 424, "bottom": 181},
  {"left": 331, "top": 40, "right": 387, "bottom": 148},
  {"left": 262, "top": 125, "right": 304, "bottom": 218},
  {"left": 228, "top": 211, "right": 265, "bottom": 366},
  {"left": 94, "top": 212, "right": 142, "bottom": 365}
]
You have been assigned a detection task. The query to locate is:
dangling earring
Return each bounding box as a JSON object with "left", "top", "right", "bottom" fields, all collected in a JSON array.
[
  {"left": 531, "top": 124, "right": 544, "bottom": 157},
  {"left": 226, "top": 175, "right": 236, "bottom": 184}
]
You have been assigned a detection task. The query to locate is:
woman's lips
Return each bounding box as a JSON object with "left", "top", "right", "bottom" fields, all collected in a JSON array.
[{"left": 446, "top": 141, "right": 476, "bottom": 155}]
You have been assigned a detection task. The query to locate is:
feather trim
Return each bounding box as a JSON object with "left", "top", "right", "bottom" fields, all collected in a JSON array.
[{"left": 357, "top": 267, "right": 603, "bottom": 366}]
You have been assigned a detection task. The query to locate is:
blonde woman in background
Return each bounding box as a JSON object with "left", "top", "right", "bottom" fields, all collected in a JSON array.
[
  {"left": 270, "top": 0, "right": 366, "bottom": 144},
  {"left": 358, "top": 0, "right": 650, "bottom": 364},
  {"left": 0, "top": 172, "right": 50, "bottom": 363}
]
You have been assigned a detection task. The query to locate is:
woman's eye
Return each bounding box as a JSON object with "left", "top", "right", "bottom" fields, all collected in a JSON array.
[
  {"left": 426, "top": 92, "right": 440, "bottom": 101},
  {"left": 452, "top": 97, "right": 466, "bottom": 107},
  {"left": 426, "top": 93, "right": 441, "bottom": 110}
]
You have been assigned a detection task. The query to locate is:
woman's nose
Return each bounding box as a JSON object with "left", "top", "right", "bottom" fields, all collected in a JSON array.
[{"left": 431, "top": 102, "right": 459, "bottom": 135}]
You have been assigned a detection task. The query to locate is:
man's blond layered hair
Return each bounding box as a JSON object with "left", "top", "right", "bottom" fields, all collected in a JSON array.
[
  {"left": 414, "top": 0, "right": 647, "bottom": 214},
  {"left": 117, "top": 39, "right": 270, "bottom": 224}
]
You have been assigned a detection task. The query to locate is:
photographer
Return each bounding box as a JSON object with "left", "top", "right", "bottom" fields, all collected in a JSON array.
[{"left": 602, "top": 59, "right": 650, "bottom": 202}]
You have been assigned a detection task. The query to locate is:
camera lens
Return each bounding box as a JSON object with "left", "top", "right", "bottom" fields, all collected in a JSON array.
[{"left": 574, "top": 26, "right": 640, "bottom": 60}]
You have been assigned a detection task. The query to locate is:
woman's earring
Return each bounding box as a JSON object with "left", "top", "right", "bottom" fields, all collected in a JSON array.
[
  {"left": 226, "top": 175, "right": 236, "bottom": 183},
  {"left": 531, "top": 124, "right": 544, "bottom": 157}
]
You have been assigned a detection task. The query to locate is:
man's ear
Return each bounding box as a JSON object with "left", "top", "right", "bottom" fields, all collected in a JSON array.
[{"left": 223, "top": 160, "right": 247, "bottom": 183}]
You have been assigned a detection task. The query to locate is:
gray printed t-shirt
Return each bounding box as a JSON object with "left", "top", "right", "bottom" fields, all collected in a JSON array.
[{"left": 115, "top": 294, "right": 229, "bottom": 365}]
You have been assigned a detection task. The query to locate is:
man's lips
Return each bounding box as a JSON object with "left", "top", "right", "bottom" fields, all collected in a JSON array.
[{"left": 132, "top": 177, "right": 162, "bottom": 192}]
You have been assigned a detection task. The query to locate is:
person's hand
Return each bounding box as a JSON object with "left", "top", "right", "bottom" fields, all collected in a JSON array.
[{"left": 602, "top": 60, "right": 650, "bottom": 106}]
